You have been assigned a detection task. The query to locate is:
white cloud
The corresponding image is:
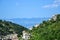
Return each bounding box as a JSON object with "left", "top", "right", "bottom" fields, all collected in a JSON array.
[
  {"left": 43, "top": 4, "right": 59, "bottom": 8},
  {"left": 42, "top": 0, "right": 60, "bottom": 8}
]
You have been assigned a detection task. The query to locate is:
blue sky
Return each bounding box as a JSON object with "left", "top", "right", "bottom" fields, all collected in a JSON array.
[{"left": 0, "top": 0, "right": 60, "bottom": 19}]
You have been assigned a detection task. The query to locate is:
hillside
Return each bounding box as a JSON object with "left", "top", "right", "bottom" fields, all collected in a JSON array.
[
  {"left": 0, "top": 19, "right": 28, "bottom": 37},
  {"left": 6, "top": 18, "right": 49, "bottom": 28},
  {"left": 29, "top": 14, "right": 60, "bottom": 40}
]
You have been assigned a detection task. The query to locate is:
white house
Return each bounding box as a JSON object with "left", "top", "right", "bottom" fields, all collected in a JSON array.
[
  {"left": 29, "top": 27, "right": 33, "bottom": 30},
  {"left": 22, "top": 31, "right": 30, "bottom": 40},
  {"left": 34, "top": 24, "right": 39, "bottom": 27},
  {"left": 52, "top": 14, "right": 57, "bottom": 21},
  {"left": 48, "top": 14, "right": 57, "bottom": 21}
]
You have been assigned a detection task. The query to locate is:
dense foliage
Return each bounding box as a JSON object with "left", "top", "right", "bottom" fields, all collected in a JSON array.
[
  {"left": 0, "top": 20, "right": 28, "bottom": 37},
  {"left": 30, "top": 14, "right": 60, "bottom": 40}
]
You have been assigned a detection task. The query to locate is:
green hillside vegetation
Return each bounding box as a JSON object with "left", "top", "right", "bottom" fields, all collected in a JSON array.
[
  {"left": 0, "top": 20, "right": 28, "bottom": 37},
  {"left": 29, "top": 14, "right": 60, "bottom": 40}
]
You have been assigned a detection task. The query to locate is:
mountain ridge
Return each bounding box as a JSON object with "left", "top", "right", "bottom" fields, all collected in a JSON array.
[
  {"left": 0, "top": 19, "right": 28, "bottom": 37},
  {"left": 4, "top": 18, "right": 49, "bottom": 28}
]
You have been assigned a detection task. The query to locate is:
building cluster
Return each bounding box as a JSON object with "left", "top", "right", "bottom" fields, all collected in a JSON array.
[
  {"left": 0, "top": 31, "right": 31, "bottom": 40},
  {"left": 0, "top": 33, "right": 18, "bottom": 40}
]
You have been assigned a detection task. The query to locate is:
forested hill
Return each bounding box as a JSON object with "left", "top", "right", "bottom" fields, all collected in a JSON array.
[
  {"left": 0, "top": 19, "right": 28, "bottom": 37},
  {"left": 30, "top": 14, "right": 60, "bottom": 40}
]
